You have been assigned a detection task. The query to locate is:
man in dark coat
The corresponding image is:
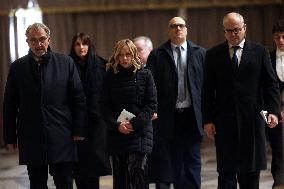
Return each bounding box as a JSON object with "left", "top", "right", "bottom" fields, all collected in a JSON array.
[
  {"left": 202, "top": 12, "right": 281, "bottom": 189},
  {"left": 147, "top": 17, "right": 206, "bottom": 189},
  {"left": 3, "top": 23, "right": 86, "bottom": 189},
  {"left": 267, "top": 19, "right": 284, "bottom": 188}
]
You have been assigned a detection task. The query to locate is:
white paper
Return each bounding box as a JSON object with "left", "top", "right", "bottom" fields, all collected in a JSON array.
[
  {"left": 117, "top": 109, "right": 136, "bottom": 122},
  {"left": 260, "top": 110, "right": 268, "bottom": 124}
]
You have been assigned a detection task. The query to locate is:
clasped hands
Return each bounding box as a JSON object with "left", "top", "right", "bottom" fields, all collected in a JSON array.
[{"left": 119, "top": 121, "right": 134, "bottom": 134}]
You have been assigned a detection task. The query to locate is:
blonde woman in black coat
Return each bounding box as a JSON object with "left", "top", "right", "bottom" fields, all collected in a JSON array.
[
  {"left": 69, "top": 33, "right": 111, "bottom": 189},
  {"left": 101, "top": 39, "right": 157, "bottom": 189}
]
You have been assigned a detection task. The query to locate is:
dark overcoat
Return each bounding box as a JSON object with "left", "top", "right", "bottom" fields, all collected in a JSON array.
[
  {"left": 202, "top": 40, "right": 281, "bottom": 172},
  {"left": 146, "top": 40, "right": 206, "bottom": 182},
  {"left": 3, "top": 49, "right": 86, "bottom": 165},
  {"left": 73, "top": 55, "right": 111, "bottom": 177}
]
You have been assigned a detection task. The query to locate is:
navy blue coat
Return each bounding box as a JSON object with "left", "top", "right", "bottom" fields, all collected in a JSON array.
[
  {"left": 3, "top": 49, "right": 86, "bottom": 165},
  {"left": 147, "top": 40, "right": 206, "bottom": 138},
  {"left": 146, "top": 40, "right": 206, "bottom": 182}
]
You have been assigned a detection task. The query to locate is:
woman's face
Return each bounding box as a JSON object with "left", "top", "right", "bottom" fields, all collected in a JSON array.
[
  {"left": 74, "top": 38, "right": 89, "bottom": 59},
  {"left": 118, "top": 45, "right": 132, "bottom": 69}
]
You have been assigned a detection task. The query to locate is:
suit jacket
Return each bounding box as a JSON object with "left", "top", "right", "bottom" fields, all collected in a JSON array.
[
  {"left": 202, "top": 40, "right": 280, "bottom": 172},
  {"left": 147, "top": 40, "right": 206, "bottom": 139}
]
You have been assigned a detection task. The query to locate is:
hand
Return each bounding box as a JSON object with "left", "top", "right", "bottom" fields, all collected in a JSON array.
[
  {"left": 204, "top": 123, "right": 216, "bottom": 140},
  {"left": 267, "top": 114, "right": 278, "bottom": 128},
  {"left": 73, "top": 136, "right": 85, "bottom": 141},
  {"left": 118, "top": 121, "right": 134, "bottom": 134},
  {"left": 151, "top": 113, "right": 158, "bottom": 120},
  {"left": 6, "top": 144, "right": 17, "bottom": 153}
]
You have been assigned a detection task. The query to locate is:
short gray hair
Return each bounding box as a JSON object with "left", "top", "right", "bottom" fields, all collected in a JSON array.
[
  {"left": 133, "top": 36, "right": 153, "bottom": 50},
  {"left": 223, "top": 12, "right": 245, "bottom": 27},
  {"left": 25, "top": 23, "right": 51, "bottom": 38}
]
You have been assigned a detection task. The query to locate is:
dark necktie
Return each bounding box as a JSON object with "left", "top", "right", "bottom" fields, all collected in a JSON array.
[
  {"left": 232, "top": 46, "right": 239, "bottom": 65},
  {"left": 176, "top": 46, "right": 186, "bottom": 102}
]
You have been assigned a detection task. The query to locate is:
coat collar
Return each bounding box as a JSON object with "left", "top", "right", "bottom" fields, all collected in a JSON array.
[
  {"left": 28, "top": 46, "right": 52, "bottom": 64},
  {"left": 159, "top": 40, "right": 199, "bottom": 61}
]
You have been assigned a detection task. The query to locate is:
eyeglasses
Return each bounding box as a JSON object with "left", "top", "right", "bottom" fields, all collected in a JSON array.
[
  {"left": 224, "top": 26, "right": 245, "bottom": 34},
  {"left": 28, "top": 36, "right": 48, "bottom": 45},
  {"left": 119, "top": 53, "right": 132, "bottom": 59},
  {"left": 169, "top": 24, "right": 186, "bottom": 29}
]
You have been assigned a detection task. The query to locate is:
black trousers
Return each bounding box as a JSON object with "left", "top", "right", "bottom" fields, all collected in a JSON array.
[
  {"left": 27, "top": 163, "right": 73, "bottom": 189},
  {"left": 73, "top": 175, "right": 99, "bottom": 189},
  {"left": 266, "top": 123, "right": 283, "bottom": 187},
  {"left": 155, "top": 183, "right": 171, "bottom": 189},
  {"left": 218, "top": 171, "right": 260, "bottom": 189},
  {"left": 73, "top": 161, "right": 99, "bottom": 189},
  {"left": 171, "top": 107, "right": 202, "bottom": 189},
  {"left": 112, "top": 153, "right": 148, "bottom": 189}
]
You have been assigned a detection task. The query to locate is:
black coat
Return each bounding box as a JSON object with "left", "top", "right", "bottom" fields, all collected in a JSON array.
[
  {"left": 101, "top": 66, "right": 157, "bottom": 155},
  {"left": 73, "top": 55, "right": 111, "bottom": 177},
  {"left": 270, "top": 50, "right": 284, "bottom": 93},
  {"left": 3, "top": 49, "right": 86, "bottom": 165},
  {"left": 202, "top": 40, "right": 281, "bottom": 172},
  {"left": 146, "top": 40, "right": 206, "bottom": 182}
]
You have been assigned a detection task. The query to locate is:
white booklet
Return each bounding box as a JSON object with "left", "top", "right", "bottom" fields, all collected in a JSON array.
[
  {"left": 260, "top": 110, "right": 268, "bottom": 124},
  {"left": 117, "top": 109, "right": 136, "bottom": 122}
]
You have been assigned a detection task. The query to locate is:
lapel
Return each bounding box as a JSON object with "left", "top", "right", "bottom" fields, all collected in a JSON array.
[
  {"left": 221, "top": 42, "right": 236, "bottom": 75},
  {"left": 186, "top": 40, "right": 199, "bottom": 81},
  {"left": 238, "top": 40, "right": 252, "bottom": 71},
  {"left": 162, "top": 41, "right": 178, "bottom": 75},
  {"left": 270, "top": 49, "right": 276, "bottom": 70}
]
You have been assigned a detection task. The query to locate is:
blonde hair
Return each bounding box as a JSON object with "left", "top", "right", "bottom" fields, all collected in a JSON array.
[{"left": 106, "top": 39, "right": 141, "bottom": 74}]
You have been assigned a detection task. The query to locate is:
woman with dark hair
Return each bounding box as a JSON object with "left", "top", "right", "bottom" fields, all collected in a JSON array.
[
  {"left": 101, "top": 39, "right": 157, "bottom": 189},
  {"left": 69, "top": 32, "right": 111, "bottom": 189}
]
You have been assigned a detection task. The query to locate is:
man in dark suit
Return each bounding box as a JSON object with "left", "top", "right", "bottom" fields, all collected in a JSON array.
[
  {"left": 3, "top": 23, "right": 86, "bottom": 189},
  {"left": 202, "top": 12, "right": 281, "bottom": 189},
  {"left": 267, "top": 19, "right": 284, "bottom": 188},
  {"left": 147, "top": 16, "right": 206, "bottom": 189}
]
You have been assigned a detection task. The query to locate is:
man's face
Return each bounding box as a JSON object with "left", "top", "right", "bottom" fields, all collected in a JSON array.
[
  {"left": 26, "top": 28, "right": 50, "bottom": 58},
  {"left": 134, "top": 40, "right": 151, "bottom": 64},
  {"left": 223, "top": 18, "right": 246, "bottom": 46},
  {"left": 168, "top": 17, "right": 187, "bottom": 44},
  {"left": 274, "top": 32, "right": 284, "bottom": 51}
]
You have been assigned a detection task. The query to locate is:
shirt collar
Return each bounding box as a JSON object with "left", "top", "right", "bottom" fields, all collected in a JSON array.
[
  {"left": 228, "top": 38, "right": 245, "bottom": 49},
  {"left": 171, "top": 41, "right": 187, "bottom": 51},
  {"left": 276, "top": 48, "right": 284, "bottom": 57}
]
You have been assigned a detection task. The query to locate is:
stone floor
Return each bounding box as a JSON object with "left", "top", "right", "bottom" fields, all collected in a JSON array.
[{"left": 0, "top": 139, "right": 274, "bottom": 189}]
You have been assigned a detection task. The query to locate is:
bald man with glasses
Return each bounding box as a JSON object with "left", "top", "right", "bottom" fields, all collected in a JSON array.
[
  {"left": 202, "top": 12, "right": 280, "bottom": 189},
  {"left": 147, "top": 16, "right": 206, "bottom": 189}
]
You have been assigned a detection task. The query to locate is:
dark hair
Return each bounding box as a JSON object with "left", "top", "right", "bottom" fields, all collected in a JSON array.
[
  {"left": 272, "top": 19, "right": 284, "bottom": 34},
  {"left": 69, "top": 32, "right": 96, "bottom": 61}
]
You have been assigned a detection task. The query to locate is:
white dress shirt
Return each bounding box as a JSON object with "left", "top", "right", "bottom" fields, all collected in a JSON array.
[
  {"left": 276, "top": 48, "right": 284, "bottom": 82},
  {"left": 229, "top": 39, "right": 245, "bottom": 66}
]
